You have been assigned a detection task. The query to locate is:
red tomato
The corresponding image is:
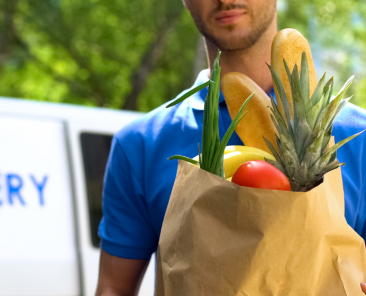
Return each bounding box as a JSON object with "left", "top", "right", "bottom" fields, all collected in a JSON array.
[{"left": 232, "top": 160, "right": 291, "bottom": 191}]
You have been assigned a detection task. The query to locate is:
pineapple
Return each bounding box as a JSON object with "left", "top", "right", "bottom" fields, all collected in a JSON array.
[{"left": 265, "top": 52, "right": 365, "bottom": 192}]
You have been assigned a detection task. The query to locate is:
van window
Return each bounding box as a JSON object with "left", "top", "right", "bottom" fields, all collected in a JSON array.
[{"left": 80, "top": 132, "right": 113, "bottom": 248}]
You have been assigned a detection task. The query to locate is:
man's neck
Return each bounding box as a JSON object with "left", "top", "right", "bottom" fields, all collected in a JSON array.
[{"left": 205, "top": 17, "right": 278, "bottom": 94}]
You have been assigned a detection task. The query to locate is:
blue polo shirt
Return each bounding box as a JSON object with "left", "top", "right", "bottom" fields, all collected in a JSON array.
[{"left": 99, "top": 70, "right": 366, "bottom": 259}]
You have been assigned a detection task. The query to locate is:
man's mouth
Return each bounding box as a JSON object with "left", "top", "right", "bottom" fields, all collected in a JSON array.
[{"left": 215, "top": 10, "right": 246, "bottom": 26}]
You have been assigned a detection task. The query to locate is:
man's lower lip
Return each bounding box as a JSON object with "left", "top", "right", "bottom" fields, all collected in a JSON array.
[{"left": 216, "top": 14, "right": 243, "bottom": 26}]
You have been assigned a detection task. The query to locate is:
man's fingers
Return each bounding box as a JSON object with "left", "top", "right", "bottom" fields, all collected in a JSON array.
[{"left": 361, "top": 283, "right": 366, "bottom": 294}]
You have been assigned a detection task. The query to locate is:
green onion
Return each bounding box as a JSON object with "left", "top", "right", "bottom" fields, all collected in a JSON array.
[
  {"left": 168, "top": 50, "right": 253, "bottom": 178},
  {"left": 167, "top": 155, "right": 200, "bottom": 166},
  {"left": 166, "top": 80, "right": 211, "bottom": 108}
]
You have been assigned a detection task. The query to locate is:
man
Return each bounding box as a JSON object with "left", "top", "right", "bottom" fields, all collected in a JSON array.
[{"left": 96, "top": 0, "right": 366, "bottom": 295}]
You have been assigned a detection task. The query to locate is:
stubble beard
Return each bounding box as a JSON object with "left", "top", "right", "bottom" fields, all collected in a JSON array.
[{"left": 191, "top": 3, "right": 276, "bottom": 52}]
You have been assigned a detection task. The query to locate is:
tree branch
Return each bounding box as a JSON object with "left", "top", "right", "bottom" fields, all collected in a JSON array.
[
  {"left": 0, "top": 0, "right": 20, "bottom": 76},
  {"left": 11, "top": 26, "right": 95, "bottom": 100},
  {"left": 122, "top": 9, "right": 184, "bottom": 110},
  {"left": 23, "top": 6, "right": 110, "bottom": 106}
]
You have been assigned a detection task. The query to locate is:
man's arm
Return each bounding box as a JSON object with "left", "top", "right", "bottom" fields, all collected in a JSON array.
[
  {"left": 362, "top": 283, "right": 366, "bottom": 294},
  {"left": 95, "top": 250, "right": 149, "bottom": 296}
]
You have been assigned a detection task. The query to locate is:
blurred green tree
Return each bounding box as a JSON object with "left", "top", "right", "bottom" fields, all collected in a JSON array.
[
  {"left": 0, "top": 0, "right": 364, "bottom": 111},
  {"left": 0, "top": 0, "right": 200, "bottom": 110},
  {"left": 277, "top": 0, "right": 366, "bottom": 109}
]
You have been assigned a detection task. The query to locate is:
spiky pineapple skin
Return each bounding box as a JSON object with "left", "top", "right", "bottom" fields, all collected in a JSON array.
[{"left": 265, "top": 52, "right": 363, "bottom": 192}]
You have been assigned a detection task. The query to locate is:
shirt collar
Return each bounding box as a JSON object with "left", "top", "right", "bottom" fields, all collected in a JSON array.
[
  {"left": 190, "top": 69, "right": 275, "bottom": 111},
  {"left": 190, "top": 70, "right": 211, "bottom": 110}
]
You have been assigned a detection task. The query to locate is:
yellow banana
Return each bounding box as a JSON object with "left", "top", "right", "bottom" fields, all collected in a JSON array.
[
  {"left": 194, "top": 145, "right": 270, "bottom": 159},
  {"left": 193, "top": 146, "right": 275, "bottom": 178},
  {"left": 224, "top": 145, "right": 273, "bottom": 155},
  {"left": 224, "top": 148, "right": 275, "bottom": 178}
]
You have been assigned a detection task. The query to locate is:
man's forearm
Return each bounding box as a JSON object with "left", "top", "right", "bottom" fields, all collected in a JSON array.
[
  {"left": 95, "top": 287, "right": 129, "bottom": 296},
  {"left": 96, "top": 250, "right": 149, "bottom": 296},
  {"left": 362, "top": 283, "right": 366, "bottom": 293}
]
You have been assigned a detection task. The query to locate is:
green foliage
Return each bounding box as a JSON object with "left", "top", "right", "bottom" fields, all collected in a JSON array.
[
  {"left": 0, "top": 0, "right": 364, "bottom": 111},
  {"left": 277, "top": 0, "right": 366, "bottom": 109},
  {"left": 0, "top": 0, "right": 199, "bottom": 109},
  {"left": 356, "top": 78, "right": 366, "bottom": 110},
  {"left": 137, "top": 10, "right": 199, "bottom": 112}
]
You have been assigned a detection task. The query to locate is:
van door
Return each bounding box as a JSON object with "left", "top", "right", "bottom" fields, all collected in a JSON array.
[
  {"left": 0, "top": 115, "right": 80, "bottom": 296},
  {"left": 67, "top": 114, "right": 154, "bottom": 296}
]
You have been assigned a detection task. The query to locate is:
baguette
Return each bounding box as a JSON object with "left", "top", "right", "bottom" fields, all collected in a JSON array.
[
  {"left": 271, "top": 28, "right": 317, "bottom": 117},
  {"left": 222, "top": 72, "right": 277, "bottom": 154}
]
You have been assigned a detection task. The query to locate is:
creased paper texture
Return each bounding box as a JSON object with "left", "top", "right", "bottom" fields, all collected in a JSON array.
[{"left": 156, "top": 160, "right": 366, "bottom": 296}]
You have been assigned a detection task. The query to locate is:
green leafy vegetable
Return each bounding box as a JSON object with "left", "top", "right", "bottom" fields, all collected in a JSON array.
[{"left": 168, "top": 50, "right": 254, "bottom": 178}]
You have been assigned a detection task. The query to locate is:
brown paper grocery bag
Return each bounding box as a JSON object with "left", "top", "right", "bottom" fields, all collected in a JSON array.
[{"left": 156, "top": 160, "right": 366, "bottom": 296}]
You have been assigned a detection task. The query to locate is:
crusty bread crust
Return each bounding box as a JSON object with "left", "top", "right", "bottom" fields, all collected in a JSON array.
[
  {"left": 271, "top": 29, "right": 317, "bottom": 118},
  {"left": 222, "top": 72, "right": 277, "bottom": 154}
]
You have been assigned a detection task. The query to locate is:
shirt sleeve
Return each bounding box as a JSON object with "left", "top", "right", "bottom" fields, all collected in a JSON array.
[
  {"left": 99, "top": 134, "right": 158, "bottom": 259},
  {"left": 334, "top": 103, "right": 366, "bottom": 243},
  {"left": 360, "top": 138, "right": 366, "bottom": 242}
]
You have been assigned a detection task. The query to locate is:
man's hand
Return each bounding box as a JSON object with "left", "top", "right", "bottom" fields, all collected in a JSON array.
[
  {"left": 95, "top": 250, "right": 149, "bottom": 296},
  {"left": 362, "top": 283, "right": 366, "bottom": 294}
]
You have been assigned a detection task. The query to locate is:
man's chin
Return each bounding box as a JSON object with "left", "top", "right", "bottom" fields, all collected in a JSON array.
[{"left": 205, "top": 32, "right": 258, "bottom": 52}]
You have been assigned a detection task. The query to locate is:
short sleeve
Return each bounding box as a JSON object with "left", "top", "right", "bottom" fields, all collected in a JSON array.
[
  {"left": 334, "top": 103, "right": 366, "bottom": 243},
  {"left": 359, "top": 130, "right": 366, "bottom": 242},
  {"left": 361, "top": 171, "right": 366, "bottom": 242},
  {"left": 99, "top": 135, "right": 158, "bottom": 259}
]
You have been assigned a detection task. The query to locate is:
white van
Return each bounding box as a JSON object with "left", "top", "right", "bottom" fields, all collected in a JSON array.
[{"left": 0, "top": 97, "right": 155, "bottom": 296}]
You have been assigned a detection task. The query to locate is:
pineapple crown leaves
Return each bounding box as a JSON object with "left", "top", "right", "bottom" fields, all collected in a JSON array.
[{"left": 265, "top": 52, "right": 365, "bottom": 191}]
